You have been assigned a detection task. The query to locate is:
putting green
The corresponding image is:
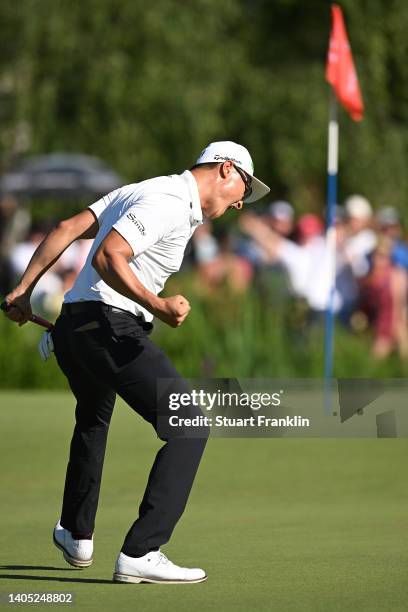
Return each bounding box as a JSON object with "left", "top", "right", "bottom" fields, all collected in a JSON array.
[{"left": 0, "top": 391, "right": 407, "bottom": 611}]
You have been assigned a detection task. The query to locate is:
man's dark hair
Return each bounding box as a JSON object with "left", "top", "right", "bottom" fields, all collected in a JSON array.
[{"left": 189, "top": 162, "right": 220, "bottom": 171}]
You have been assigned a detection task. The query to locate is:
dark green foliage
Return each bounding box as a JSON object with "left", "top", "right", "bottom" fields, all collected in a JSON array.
[{"left": 0, "top": 1, "right": 407, "bottom": 215}]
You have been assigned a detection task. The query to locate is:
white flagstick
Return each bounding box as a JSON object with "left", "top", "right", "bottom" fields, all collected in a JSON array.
[{"left": 324, "top": 89, "right": 338, "bottom": 413}]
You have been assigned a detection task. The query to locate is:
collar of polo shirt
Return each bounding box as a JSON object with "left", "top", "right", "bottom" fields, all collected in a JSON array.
[{"left": 181, "top": 170, "right": 203, "bottom": 227}]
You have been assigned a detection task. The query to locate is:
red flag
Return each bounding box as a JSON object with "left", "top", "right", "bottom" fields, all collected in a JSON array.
[{"left": 326, "top": 4, "right": 364, "bottom": 121}]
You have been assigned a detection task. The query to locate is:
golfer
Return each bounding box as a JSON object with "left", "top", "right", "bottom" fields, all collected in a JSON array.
[{"left": 4, "top": 141, "right": 269, "bottom": 584}]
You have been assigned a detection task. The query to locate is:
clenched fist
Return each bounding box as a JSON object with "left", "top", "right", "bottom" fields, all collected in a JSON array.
[{"left": 154, "top": 294, "right": 191, "bottom": 328}]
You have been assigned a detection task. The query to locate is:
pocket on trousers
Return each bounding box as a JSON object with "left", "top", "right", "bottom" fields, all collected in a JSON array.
[
  {"left": 104, "top": 312, "right": 148, "bottom": 341},
  {"left": 74, "top": 321, "right": 101, "bottom": 332}
]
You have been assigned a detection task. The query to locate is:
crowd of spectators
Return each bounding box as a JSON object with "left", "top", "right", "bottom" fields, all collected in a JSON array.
[
  {"left": 2, "top": 193, "right": 408, "bottom": 360},
  {"left": 193, "top": 195, "right": 408, "bottom": 359}
]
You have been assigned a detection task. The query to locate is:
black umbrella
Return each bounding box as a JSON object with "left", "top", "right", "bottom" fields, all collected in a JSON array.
[{"left": 0, "top": 153, "right": 123, "bottom": 198}]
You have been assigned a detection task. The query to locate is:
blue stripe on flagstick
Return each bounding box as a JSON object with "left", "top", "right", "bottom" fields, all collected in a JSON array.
[
  {"left": 324, "top": 171, "right": 337, "bottom": 413},
  {"left": 326, "top": 172, "right": 337, "bottom": 228}
]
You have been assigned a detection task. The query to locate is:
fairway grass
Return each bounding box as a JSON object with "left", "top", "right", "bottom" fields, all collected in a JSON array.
[{"left": 0, "top": 391, "right": 407, "bottom": 611}]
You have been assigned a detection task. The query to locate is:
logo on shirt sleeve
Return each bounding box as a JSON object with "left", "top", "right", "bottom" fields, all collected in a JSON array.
[{"left": 126, "top": 213, "right": 146, "bottom": 235}]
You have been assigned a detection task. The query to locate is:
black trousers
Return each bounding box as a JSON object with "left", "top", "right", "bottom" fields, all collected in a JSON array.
[{"left": 52, "top": 301, "right": 208, "bottom": 557}]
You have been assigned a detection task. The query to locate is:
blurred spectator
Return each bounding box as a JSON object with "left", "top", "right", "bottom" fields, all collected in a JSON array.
[
  {"left": 239, "top": 212, "right": 344, "bottom": 318},
  {"left": 332, "top": 206, "right": 359, "bottom": 324},
  {"left": 376, "top": 206, "right": 408, "bottom": 271},
  {"left": 0, "top": 194, "right": 31, "bottom": 294},
  {"left": 344, "top": 194, "right": 377, "bottom": 277},
  {"left": 193, "top": 222, "right": 252, "bottom": 293},
  {"left": 237, "top": 200, "right": 295, "bottom": 269},
  {"left": 9, "top": 223, "right": 63, "bottom": 314},
  {"left": 358, "top": 237, "right": 408, "bottom": 358},
  {"left": 0, "top": 195, "right": 31, "bottom": 254},
  {"left": 265, "top": 200, "right": 295, "bottom": 237}
]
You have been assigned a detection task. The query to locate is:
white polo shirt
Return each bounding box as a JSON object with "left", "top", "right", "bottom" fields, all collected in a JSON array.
[{"left": 64, "top": 170, "right": 203, "bottom": 322}]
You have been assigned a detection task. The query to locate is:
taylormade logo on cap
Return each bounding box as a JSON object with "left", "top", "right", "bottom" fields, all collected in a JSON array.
[
  {"left": 195, "top": 141, "right": 270, "bottom": 203},
  {"left": 213, "top": 154, "right": 242, "bottom": 164},
  {"left": 196, "top": 141, "right": 254, "bottom": 176}
]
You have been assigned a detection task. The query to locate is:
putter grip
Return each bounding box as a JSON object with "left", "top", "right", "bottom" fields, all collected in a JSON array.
[
  {"left": 31, "top": 315, "right": 54, "bottom": 331},
  {"left": 1, "top": 301, "right": 54, "bottom": 331}
]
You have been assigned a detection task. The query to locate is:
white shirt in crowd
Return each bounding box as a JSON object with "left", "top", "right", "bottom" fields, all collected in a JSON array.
[
  {"left": 344, "top": 228, "right": 377, "bottom": 277},
  {"left": 10, "top": 241, "right": 63, "bottom": 299},
  {"left": 277, "top": 236, "right": 343, "bottom": 312},
  {"left": 65, "top": 170, "right": 203, "bottom": 321}
]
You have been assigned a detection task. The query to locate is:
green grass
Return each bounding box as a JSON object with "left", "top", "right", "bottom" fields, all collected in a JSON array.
[{"left": 0, "top": 392, "right": 407, "bottom": 611}]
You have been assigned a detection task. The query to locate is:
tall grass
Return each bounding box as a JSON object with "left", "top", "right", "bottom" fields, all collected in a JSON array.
[{"left": 1, "top": 287, "right": 406, "bottom": 389}]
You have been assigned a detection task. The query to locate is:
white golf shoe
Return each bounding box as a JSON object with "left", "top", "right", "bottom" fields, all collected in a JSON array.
[
  {"left": 113, "top": 550, "right": 207, "bottom": 584},
  {"left": 53, "top": 520, "right": 93, "bottom": 568}
]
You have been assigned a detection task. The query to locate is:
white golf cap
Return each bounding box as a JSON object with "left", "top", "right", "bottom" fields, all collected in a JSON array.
[
  {"left": 344, "top": 194, "right": 373, "bottom": 220},
  {"left": 195, "top": 141, "right": 270, "bottom": 203}
]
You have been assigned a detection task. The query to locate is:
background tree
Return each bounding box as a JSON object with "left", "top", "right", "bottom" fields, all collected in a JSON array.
[{"left": 0, "top": 0, "right": 407, "bottom": 214}]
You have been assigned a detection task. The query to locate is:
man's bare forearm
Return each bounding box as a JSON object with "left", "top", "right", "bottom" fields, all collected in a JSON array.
[
  {"left": 91, "top": 228, "right": 190, "bottom": 327},
  {"left": 4, "top": 209, "right": 98, "bottom": 324},
  {"left": 17, "top": 229, "right": 73, "bottom": 294},
  {"left": 15, "top": 210, "right": 98, "bottom": 295}
]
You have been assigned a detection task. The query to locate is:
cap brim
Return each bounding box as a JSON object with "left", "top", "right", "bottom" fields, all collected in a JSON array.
[{"left": 244, "top": 176, "right": 270, "bottom": 203}]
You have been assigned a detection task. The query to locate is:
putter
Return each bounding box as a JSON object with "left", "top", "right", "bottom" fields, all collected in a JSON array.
[{"left": 1, "top": 301, "right": 55, "bottom": 331}]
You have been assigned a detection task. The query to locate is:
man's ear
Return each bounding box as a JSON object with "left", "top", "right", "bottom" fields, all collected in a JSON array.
[{"left": 219, "top": 160, "right": 234, "bottom": 178}]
